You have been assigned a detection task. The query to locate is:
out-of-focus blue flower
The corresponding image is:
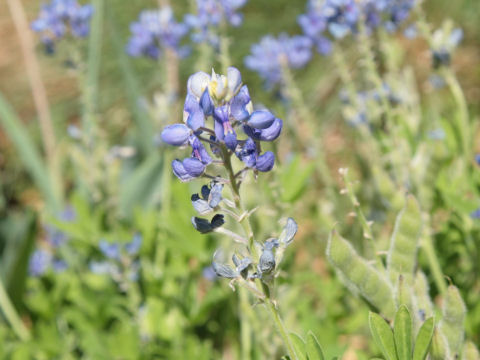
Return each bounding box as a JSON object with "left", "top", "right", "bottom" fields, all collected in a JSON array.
[
  {"left": 52, "top": 259, "right": 68, "bottom": 272},
  {"left": 125, "top": 234, "right": 142, "bottom": 255},
  {"left": 475, "top": 154, "right": 480, "bottom": 166},
  {"left": 29, "top": 249, "right": 52, "bottom": 276},
  {"left": 202, "top": 265, "right": 218, "bottom": 281},
  {"left": 470, "top": 208, "right": 480, "bottom": 219},
  {"left": 31, "top": 0, "right": 93, "bottom": 53},
  {"left": 298, "top": 0, "right": 417, "bottom": 55},
  {"left": 185, "top": 0, "right": 247, "bottom": 47},
  {"left": 245, "top": 34, "right": 313, "bottom": 88},
  {"left": 99, "top": 240, "right": 121, "bottom": 260},
  {"left": 126, "top": 7, "right": 189, "bottom": 59},
  {"left": 431, "top": 24, "right": 463, "bottom": 68}
]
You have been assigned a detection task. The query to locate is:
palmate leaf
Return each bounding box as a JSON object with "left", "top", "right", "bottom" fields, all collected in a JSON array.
[
  {"left": 394, "top": 305, "right": 412, "bottom": 360},
  {"left": 412, "top": 317, "right": 434, "bottom": 360},
  {"left": 369, "top": 312, "right": 398, "bottom": 360}
]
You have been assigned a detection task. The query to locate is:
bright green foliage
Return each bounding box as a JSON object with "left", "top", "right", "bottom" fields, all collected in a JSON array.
[
  {"left": 394, "top": 306, "right": 412, "bottom": 360},
  {"left": 369, "top": 312, "right": 398, "bottom": 360},
  {"left": 387, "top": 195, "right": 422, "bottom": 285},
  {"left": 412, "top": 272, "right": 434, "bottom": 324},
  {"left": 430, "top": 329, "right": 451, "bottom": 360},
  {"left": 327, "top": 231, "right": 396, "bottom": 318},
  {"left": 412, "top": 317, "right": 434, "bottom": 360}
]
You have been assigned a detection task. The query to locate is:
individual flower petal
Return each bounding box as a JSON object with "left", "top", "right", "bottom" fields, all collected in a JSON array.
[
  {"left": 278, "top": 218, "right": 298, "bottom": 246},
  {"left": 255, "top": 151, "right": 275, "bottom": 172},
  {"left": 172, "top": 159, "right": 195, "bottom": 182},
  {"left": 183, "top": 157, "right": 206, "bottom": 177},
  {"left": 212, "top": 261, "right": 238, "bottom": 278},
  {"left": 191, "top": 194, "right": 212, "bottom": 215},
  {"left": 247, "top": 110, "right": 275, "bottom": 129},
  {"left": 200, "top": 89, "right": 214, "bottom": 116},
  {"left": 259, "top": 118, "right": 283, "bottom": 141},
  {"left": 230, "top": 85, "right": 252, "bottom": 122},
  {"left": 226, "top": 66, "right": 242, "bottom": 98},
  {"left": 188, "top": 71, "right": 211, "bottom": 98},
  {"left": 161, "top": 124, "right": 191, "bottom": 146}
]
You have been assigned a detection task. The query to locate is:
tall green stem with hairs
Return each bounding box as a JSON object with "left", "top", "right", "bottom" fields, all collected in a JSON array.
[{"left": 221, "top": 145, "right": 298, "bottom": 360}]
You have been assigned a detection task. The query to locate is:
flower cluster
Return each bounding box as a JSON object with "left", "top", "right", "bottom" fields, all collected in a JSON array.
[
  {"left": 31, "top": 0, "right": 93, "bottom": 53},
  {"left": 126, "top": 7, "right": 189, "bottom": 59},
  {"left": 245, "top": 34, "right": 313, "bottom": 88},
  {"left": 185, "top": 0, "right": 247, "bottom": 47},
  {"left": 298, "top": 0, "right": 417, "bottom": 55},
  {"left": 160, "top": 67, "right": 282, "bottom": 182},
  {"left": 90, "top": 234, "right": 142, "bottom": 288}
]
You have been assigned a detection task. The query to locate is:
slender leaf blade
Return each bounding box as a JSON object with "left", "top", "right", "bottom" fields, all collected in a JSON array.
[
  {"left": 369, "top": 312, "right": 398, "bottom": 360},
  {"left": 289, "top": 332, "right": 307, "bottom": 360},
  {"left": 306, "top": 331, "right": 325, "bottom": 360},
  {"left": 394, "top": 305, "right": 412, "bottom": 360},
  {"left": 412, "top": 317, "right": 434, "bottom": 360}
]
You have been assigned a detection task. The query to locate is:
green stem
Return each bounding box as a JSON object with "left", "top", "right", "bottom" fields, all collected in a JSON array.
[
  {"left": 421, "top": 235, "right": 447, "bottom": 295},
  {"left": 441, "top": 67, "right": 470, "bottom": 158},
  {"left": 0, "top": 279, "right": 30, "bottom": 341},
  {"left": 266, "top": 299, "right": 298, "bottom": 360},
  {"left": 221, "top": 145, "right": 297, "bottom": 360},
  {"left": 238, "top": 287, "right": 252, "bottom": 359}
]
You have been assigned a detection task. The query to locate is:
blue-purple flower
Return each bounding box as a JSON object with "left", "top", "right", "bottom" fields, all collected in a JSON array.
[
  {"left": 245, "top": 34, "right": 313, "bottom": 87},
  {"left": 160, "top": 67, "right": 281, "bottom": 182},
  {"left": 126, "top": 7, "right": 189, "bottom": 59},
  {"left": 185, "top": 0, "right": 247, "bottom": 47},
  {"left": 31, "top": 0, "right": 93, "bottom": 53},
  {"left": 431, "top": 24, "right": 463, "bottom": 68},
  {"left": 29, "top": 249, "right": 52, "bottom": 276}
]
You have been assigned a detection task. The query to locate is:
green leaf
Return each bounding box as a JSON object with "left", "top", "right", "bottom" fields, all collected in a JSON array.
[
  {"left": 0, "top": 93, "right": 60, "bottom": 212},
  {"left": 394, "top": 305, "right": 412, "bottom": 360},
  {"left": 412, "top": 317, "right": 434, "bottom": 360},
  {"left": 289, "top": 332, "right": 307, "bottom": 360},
  {"left": 369, "top": 312, "right": 398, "bottom": 360},
  {"left": 118, "top": 153, "right": 164, "bottom": 217},
  {"left": 280, "top": 155, "right": 315, "bottom": 202},
  {"left": 306, "top": 331, "right": 325, "bottom": 360}
]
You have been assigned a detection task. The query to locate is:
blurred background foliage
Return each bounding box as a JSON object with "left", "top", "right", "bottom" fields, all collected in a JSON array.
[{"left": 0, "top": 0, "right": 479, "bottom": 359}]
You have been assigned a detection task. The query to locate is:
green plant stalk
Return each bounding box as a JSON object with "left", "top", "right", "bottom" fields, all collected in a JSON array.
[
  {"left": 221, "top": 145, "right": 298, "bottom": 360},
  {"left": 441, "top": 67, "right": 470, "bottom": 158},
  {"left": 421, "top": 235, "right": 447, "bottom": 295},
  {"left": 238, "top": 287, "right": 252, "bottom": 359},
  {"left": 0, "top": 278, "right": 30, "bottom": 341}
]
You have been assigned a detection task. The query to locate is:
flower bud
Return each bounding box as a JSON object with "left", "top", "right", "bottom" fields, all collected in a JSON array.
[
  {"left": 256, "top": 151, "right": 275, "bottom": 172},
  {"left": 161, "top": 124, "right": 191, "bottom": 146},
  {"left": 188, "top": 71, "right": 210, "bottom": 98},
  {"left": 440, "top": 285, "right": 466, "bottom": 356},
  {"left": 247, "top": 110, "right": 275, "bottom": 129}
]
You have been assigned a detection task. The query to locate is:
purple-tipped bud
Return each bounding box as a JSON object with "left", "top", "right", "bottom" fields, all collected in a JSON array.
[
  {"left": 183, "top": 157, "right": 205, "bottom": 177},
  {"left": 248, "top": 110, "right": 275, "bottom": 129},
  {"left": 256, "top": 151, "right": 275, "bottom": 172},
  {"left": 161, "top": 124, "right": 191, "bottom": 146},
  {"left": 200, "top": 89, "right": 214, "bottom": 116}
]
